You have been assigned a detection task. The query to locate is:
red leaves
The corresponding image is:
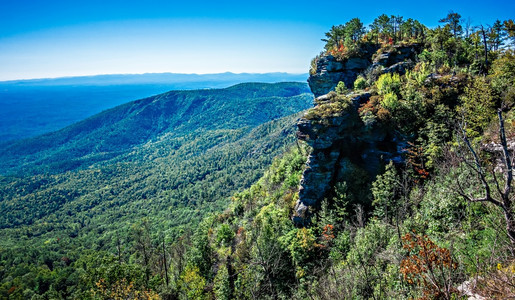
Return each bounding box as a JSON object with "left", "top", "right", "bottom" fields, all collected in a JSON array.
[
  {"left": 400, "top": 232, "right": 458, "bottom": 299},
  {"left": 321, "top": 224, "right": 335, "bottom": 242},
  {"left": 405, "top": 142, "right": 430, "bottom": 182}
]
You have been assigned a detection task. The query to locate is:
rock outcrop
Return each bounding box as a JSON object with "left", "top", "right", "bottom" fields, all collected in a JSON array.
[
  {"left": 293, "top": 92, "right": 405, "bottom": 225},
  {"left": 308, "top": 45, "right": 420, "bottom": 97},
  {"left": 293, "top": 45, "right": 421, "bottom": 225},
  {"left": 308, "top": 56, "right": 371, "bottom": 97}
]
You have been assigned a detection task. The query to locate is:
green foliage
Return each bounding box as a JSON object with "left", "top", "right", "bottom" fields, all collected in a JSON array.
[
  {"left": 353, "top": 75, "right": 367, "bottom": 90},
  {"left": 381, "top": 92, "right": 399, "bottom": 111},
  {"left": 322, "top": 18, "right": 366, "bottom": 56},
  {"left": 318, "top": 220, "right": 402, "bottom": 299},
  {"left": 0, "top": 83, "right": 312, "bottom": 299},
  {"left": 458, "top": 76, "right": 496, "bottom": 138},
  {"left": 372, "top": 162, "right": 399, "bottom": 222},
  {"left": 178, "top": 266, "right": 206, "bottom": 300},
  {"left": 213, "top": 264, "right": 231, "bottom": 300},
  {"left": 216, "top": 224, "right": 234, "bottom": 247},
  {"left": 439, "top": 11, "right": 463, "bottom": 38},
  {"left": 406, "top": 62, "right": 431, "bottom": 86},
  {"left": 335, "top": 81, "right": 348, "bottom": 95},
  {"left": 304, "top": 92, "right": 353, "bottom": 120},
  {"left": 281, "top": 227, "right": 319, "bottom": 274},
  {"left": 490, "top": 50, "right": 515, "bottom": 107},
  {"left": 376, "top": 72, "right": 401, "bottom": 96}
]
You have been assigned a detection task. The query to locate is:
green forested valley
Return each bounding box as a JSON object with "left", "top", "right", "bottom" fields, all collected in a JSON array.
[{"left": 0, "top": 82, "right": 312, "bottom": 299}]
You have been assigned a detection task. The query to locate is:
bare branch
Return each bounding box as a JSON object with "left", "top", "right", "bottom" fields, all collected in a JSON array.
[
  {"left": 460, "top": 126, "right": 493, "bottom": 201},
  {"left": 468, "top": 197, "right": 503, "bottom": 207},
  {"left": 498, "top": 110, "right": 513, "bottom": 197},
  {"left": 492, "top": 170, "right": 504, "bottom": 198}
]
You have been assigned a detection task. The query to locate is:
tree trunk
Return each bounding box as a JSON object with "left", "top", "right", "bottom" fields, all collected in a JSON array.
[{"left": 481, "top": 25, "right": 489, "bottom": 70}]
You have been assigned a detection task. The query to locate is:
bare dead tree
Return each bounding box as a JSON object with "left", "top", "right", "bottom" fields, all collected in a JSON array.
[
  {"left": 480, "top": 25, "right": 489, "bottom": 72},
  {"left": 457, "top": 110, "right": 515, "bottom": 249}
]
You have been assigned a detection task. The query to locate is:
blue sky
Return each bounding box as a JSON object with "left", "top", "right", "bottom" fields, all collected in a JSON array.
[{"left": 1, "top": 0, "right": 514, "bottom": 80}]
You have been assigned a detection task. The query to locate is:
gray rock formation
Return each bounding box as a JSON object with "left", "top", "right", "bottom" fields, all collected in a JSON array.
[
  {"left": 308, "top": 44, "right": 420, "bottom": 97},
  {"left": 371, "top": 45, "right": 420, "bottom": 69},
  {"left": 293, "top": 44, "right": 423, "bottom": 225},
  {"left": 293, "top": 92, "right": 404, "bottom": 225},
  {"left": 308, "top": 55, "right": 372, "bottom": 98}
]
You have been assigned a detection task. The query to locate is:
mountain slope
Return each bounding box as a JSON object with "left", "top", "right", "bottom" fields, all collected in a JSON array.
[
  {"left": 0, "top": 82, "right": 313, "bottom": 298},
  {"left": 0, "top": 82, "right": 312, "bottom": 174},
  {"left": 0, "top": 73, "right": 309, "bottom": 142}
]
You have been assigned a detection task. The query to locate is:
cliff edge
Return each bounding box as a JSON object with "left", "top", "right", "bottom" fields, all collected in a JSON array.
[{"left": 293, "top": 45, "right": 420, "bottom": 225}]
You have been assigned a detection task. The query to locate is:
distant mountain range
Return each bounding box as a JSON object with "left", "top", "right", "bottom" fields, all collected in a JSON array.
[
  {"left": 0, "top": 82, "right": 313, "bottom": 175},
  {"left": 0, "top": 72, "right": 308, "bottom": 142},
  {"left": 0, "top": 72, "right": 308, "bottom": 87}
]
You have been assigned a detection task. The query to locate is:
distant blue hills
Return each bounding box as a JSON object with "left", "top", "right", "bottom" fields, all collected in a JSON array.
[
  {"left": 0, "top": 72, "right": 309, "bottom": 142},
  {"left": 0, "top": 72, "right": 308, "bottom": 86}
]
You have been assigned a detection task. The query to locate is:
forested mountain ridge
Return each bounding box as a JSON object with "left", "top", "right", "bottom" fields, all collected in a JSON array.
[
  {"left": 0, "top": 82, "right": 311, "bottom": 175},
  {"left": 0, "top": 72, "right": 309, "bottom": 142}
]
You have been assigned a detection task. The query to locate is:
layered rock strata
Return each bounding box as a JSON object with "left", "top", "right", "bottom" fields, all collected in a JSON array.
[
  {"left": 293, "top": 45, "right": 420, "bottom": 225},
  {"left": 308, "top": 45, "right": 420, "bottom": 97},
  {"left": 293, "top": 92, "right": 403, "bottom": 225}
]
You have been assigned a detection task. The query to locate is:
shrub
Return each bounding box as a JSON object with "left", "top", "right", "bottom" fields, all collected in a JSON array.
[
  {"left": 354, "top": 75, "right": 367, "bottom": 90},
  {"left": 457, "top": 76, "right": 496, "bottom": 138},
  {"left": 376, "top": 73, "right": 402, "bottom": 95},
  {"left": 381, "top": 92, "right": 399, "bottom": 111},
  {"left": 400, "top": 233, "right": 459, "bottom": 299},
  {"left": 335, "top": 81, "right": 348, "bottom": 95},
  {"left": 304, "top": 93, "right": 353, "bottom": 120},
  {"left": 217, "top": 224, "right": 234, "bottom": 246}
]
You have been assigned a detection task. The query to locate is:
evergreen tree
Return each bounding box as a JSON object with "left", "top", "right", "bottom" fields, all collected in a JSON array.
[{"left": 439, "top": 11, "right": 463, "bottom": 38}]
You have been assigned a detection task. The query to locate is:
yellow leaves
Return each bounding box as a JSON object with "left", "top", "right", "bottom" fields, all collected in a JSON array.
[
  {"left": 473, "top": 260, "right": 515, "bottom": 298},
  {"left": 295, "top": 267, "right": 306, "bottom": 279},
  {"left": 179, "top": 266, "right": 207, "bottom": 300},
  {"left": 381, "top": 92, "right": 399, "bottom": 111},
  {"left": 93, "top": 278, "right": 160, "bottom": 300},
  {"left": 297, "top": 227, "right": 317, "bottom": 250},
  {"left": 376, "top": 72, "right": 402, "bottom": 96}
]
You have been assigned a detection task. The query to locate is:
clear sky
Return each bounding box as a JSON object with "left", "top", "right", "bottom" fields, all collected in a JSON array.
[{"left": 1, "top": 0, "right": 514, "bottom": 81}]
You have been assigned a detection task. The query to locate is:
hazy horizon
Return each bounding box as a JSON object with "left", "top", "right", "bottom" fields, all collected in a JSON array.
[{"left": 0, "top": 71, "right": 309, "bottom": 83}]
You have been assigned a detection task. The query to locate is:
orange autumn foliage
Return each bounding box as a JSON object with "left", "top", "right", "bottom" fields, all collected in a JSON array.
[{"left": 400, "top": 233, "right": 458, "bottom": 299}]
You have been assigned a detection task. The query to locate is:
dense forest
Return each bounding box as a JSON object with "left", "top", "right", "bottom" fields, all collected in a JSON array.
[
  {"left": 2, "top": 11, "right": 515, "bottom": 299},
  {"left": 0, "top": 83, "right": 312, "bottom": 299}
]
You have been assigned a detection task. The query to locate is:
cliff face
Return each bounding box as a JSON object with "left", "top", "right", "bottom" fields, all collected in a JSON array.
[
  {"left": 308, "top": 55, "right": 371, "bottom": 98},
  {"left": 308, "top": 45, "right": 420, "bottom": 97},
  {"left": 293, "top": 46, "right": 419, "bottom": 225}
]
